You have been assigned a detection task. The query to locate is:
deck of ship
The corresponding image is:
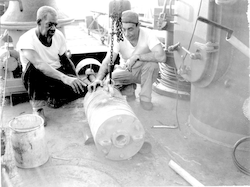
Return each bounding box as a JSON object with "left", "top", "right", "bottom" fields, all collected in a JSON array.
[{"left": 1, "top": 21, "right": 250, "bottom": 187}]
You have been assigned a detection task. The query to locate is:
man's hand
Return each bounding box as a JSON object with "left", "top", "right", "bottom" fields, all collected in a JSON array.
[
  {"left": 62, "top": 75, "right": 87, "bottom": 94},
  {"left": 87, "top": 79, "right": 103, "bottom": 93},
  {"left": 125, "top": 54, "right": 140, "bottom": 72}
]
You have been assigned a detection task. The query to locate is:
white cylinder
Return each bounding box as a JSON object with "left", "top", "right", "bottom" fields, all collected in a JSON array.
[
  {"left": 169, "top": 160, "right": 204, "bottom": 187},
  {"left": 84, "top": 87, "right": 145, "bottom": 160}
]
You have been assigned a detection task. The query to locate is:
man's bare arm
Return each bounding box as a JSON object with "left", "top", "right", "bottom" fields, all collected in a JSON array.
[
  {"left": 126, "top": 43, "right": 166, "bottom": 71},
  {"left": 138, "top": 43, "right": 166, "bottom": 63},
  {"left": 95, "top": 51, "right": 119, "bottom": 81},
  {"left": 21, "top": 49, "right": 87, "bottom": 93},
  {"left": 88, "top": 51, "right": 118, "bottom": 92},
  {"left": 59, "top": 52, "right": 77, "bottom": 75}
]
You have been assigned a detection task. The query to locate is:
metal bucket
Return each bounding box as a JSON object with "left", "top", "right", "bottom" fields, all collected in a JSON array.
[
  {"left": 84, "top": 87, "right": 145, "bottom": 160},
  {"left": 9, "top": 114, "right": 49, "bottom": 168}
]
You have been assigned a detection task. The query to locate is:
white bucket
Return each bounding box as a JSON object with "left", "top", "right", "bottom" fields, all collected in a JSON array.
[{"left": 9, "top": 114, "right": 49, "bottom": 168}]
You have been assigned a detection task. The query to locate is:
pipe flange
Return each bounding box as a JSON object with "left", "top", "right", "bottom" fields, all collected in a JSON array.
[{"left": 111, "top": 130, "right": 130, "bottom": 148}]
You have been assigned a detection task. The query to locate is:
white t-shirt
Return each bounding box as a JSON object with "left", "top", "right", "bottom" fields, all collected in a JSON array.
[
  {"left": 16, "top": 28, "right": 67, "bottom": 71},
  {"left": 112, "top": 27, "right": 161, "bottom": 66}
]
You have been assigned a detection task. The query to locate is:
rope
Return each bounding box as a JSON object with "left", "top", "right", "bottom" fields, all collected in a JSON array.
[
  {"left": 232, "top": 136, "right": 250, "bottom": 176},
  {"left": 154, "top": 62, "right": 191, "bottom": 100},
  {"left": 183, "top": 0, "right": 203, "bottom": 61},
  {"left": 159, "top": 63, "right": 191, "bottom": 93}
]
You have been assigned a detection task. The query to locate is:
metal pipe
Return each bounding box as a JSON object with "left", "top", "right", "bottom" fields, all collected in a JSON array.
[
  {"left": 151, "top": 125, "right": 178, "bottom": 129},
  {"left": 197, "top": 16, "right": 233, "bottom": 39},
  {"left": 226, "top": 35, "right": 250, "bottom": 58},
  {"left": 169, "top": 160, "right": 205, "bottom": 187}
]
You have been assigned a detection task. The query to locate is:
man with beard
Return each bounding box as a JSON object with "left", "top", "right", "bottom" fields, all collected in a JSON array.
[
  {"left": 17, "top": 6, "right": 88, "bottom": 125},
  {"left": 88, "top": 10, "right": 166, "bottom": 111}
]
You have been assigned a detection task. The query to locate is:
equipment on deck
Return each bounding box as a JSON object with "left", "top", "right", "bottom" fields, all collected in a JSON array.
[
  {"left": 153, "top": 0, "right": 191, "bottom": 100},
  {"left": 169, "top": 0, "right": 249, "bottom": 147},
  {"left": 0, "top": 32, "right": 26, "bottom": 105},
  {"left": 76, "top": 58, "right": 145, "bottom": 160},
  {"left": 84, "top": 85, "right": 145, "bottom": 160},
  {"left": 86, "top": 11, "right": 108, "bottom": 45}
]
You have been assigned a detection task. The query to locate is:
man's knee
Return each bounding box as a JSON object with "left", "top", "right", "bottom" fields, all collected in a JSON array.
[
  {"left": 111, "top": 70, "right": 120, "bottom": 80},
  {"left": 112, "top": 68, "right": 132, "bottom": 82},
  {"left": 142, "top": 62, "right": 159, "bottom": 73}
]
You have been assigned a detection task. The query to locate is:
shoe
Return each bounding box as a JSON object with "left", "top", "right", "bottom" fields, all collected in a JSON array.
[
  {"left": 34, "top": 108, "right": 47, "bottom": 127},
  {"left": 126, "top": 93, "right": 136, "bottom": 102},
  {"left": 140, "top": 100, "right": 153, "bottom": 111}
]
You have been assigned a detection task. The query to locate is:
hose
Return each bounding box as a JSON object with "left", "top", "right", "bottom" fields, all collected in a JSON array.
[
  {"left": 152, "top": 63, "right": 187, "bottom": 131},
  {"left": 232, "top": 136, "right": 250, "bottom": 176}
]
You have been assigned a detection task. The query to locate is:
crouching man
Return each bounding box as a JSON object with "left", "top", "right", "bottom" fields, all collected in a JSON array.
[{"left": 88, "top": 10, "right": 166, "bottom": 110}]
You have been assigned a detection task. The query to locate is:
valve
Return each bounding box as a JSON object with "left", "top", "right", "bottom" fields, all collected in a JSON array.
[
  {"left": 168, "top": 42, "right": 202, "bottom": 60},
  {"left": 194, "top": 42, "right": 219, "bottom": 53},
  {"left": 168, "top": 42, "right": 180, "bottom": 52},
  {"left": 178, "top": 55, "right": 191, "bottom": 75},
  {"left": 181, "top": 46, "right": 202, "bottom": 60}
]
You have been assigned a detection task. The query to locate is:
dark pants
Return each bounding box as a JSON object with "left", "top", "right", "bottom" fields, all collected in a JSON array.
[{"left": 22, "top": 62, "right": 87, "bottom": 108}]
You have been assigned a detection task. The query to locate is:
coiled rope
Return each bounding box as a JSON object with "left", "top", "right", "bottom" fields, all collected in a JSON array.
[
  {"left": 232, "top": 96, "right": 250, "bottom": 175},
  {"left": 153, "top": 62, "right": 191, "bottom": 100}
]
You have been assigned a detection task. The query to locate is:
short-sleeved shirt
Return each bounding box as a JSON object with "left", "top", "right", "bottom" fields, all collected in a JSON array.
[
  {"left": 112, "top": 27, "right": 161, "bottom": 66},
  {"left": 16, "top": 28, "right": 67, "bottom": 71}
]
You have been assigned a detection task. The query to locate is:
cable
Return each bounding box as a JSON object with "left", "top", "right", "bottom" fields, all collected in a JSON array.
[
  {"left": 184, "top": 0, "right": 203, "bottom": 61},
  {"left": 232, "top": 136, "right": 250, "bottom": 176},
  {"left": 152, "top": 64, "right": 182, "bottom": 131}
]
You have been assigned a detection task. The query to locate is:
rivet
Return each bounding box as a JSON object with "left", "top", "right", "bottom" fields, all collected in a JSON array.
[
  {"left": 98, "top": 140, "right": 111, "bottom": 147},
  {"left": 132, "top": 135, "right": 143, "bottom": 142}
]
